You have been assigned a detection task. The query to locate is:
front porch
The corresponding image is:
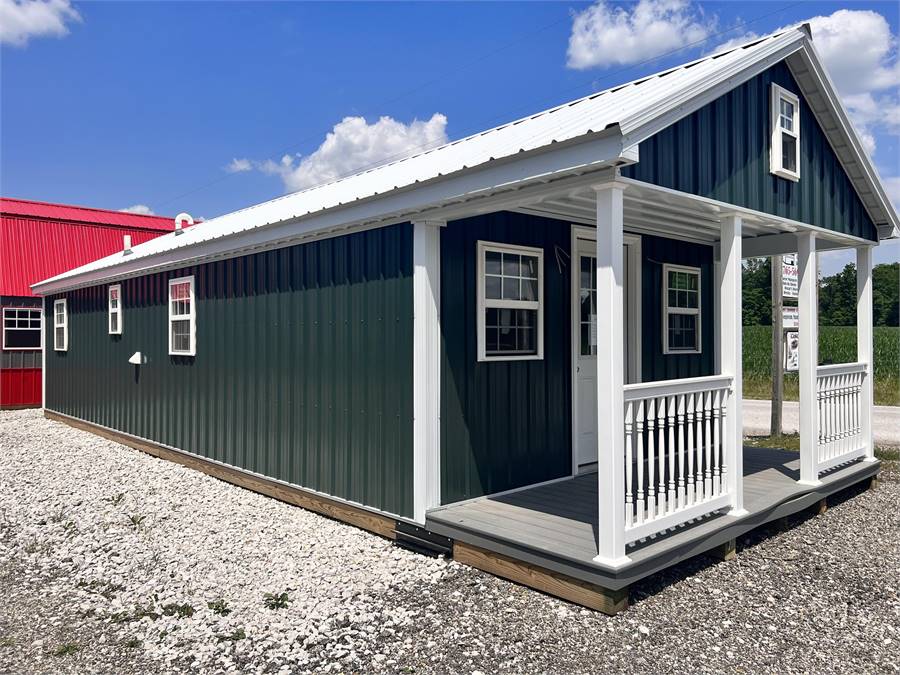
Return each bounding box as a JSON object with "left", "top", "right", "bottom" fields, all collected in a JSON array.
[{"left": 427, "top": 446, "right": 879, "bottom": 610}]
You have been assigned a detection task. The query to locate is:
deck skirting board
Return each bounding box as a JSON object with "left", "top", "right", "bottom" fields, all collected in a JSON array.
[
  {"left": 453, "top": 541, "right": 629, "bottom": 615},
  {"left": 43, "top": 410, "right": 399, "bottom": 540}
]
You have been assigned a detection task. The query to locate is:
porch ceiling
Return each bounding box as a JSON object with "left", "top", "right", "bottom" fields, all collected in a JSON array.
[{"left": 510, "top": 177, "right": 869, "bottom": 253}]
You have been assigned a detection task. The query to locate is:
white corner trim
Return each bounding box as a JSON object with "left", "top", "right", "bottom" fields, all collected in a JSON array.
[{"left": 412, "top": 221, "right": 442, "bottom": 522}]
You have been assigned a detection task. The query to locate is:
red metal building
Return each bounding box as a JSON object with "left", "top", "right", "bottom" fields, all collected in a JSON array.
[{"left": 1, "top": 198, "right": 176, "bottom": 407}]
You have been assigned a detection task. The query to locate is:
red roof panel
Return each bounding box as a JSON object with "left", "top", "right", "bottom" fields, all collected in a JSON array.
[{"left": 1, "top": 198, "right": 177, "bottom": 297}]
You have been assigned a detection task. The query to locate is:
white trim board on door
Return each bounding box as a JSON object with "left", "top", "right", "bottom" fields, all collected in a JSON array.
[{"left": 570, "top": 225, "right": 642, "bottom": 475}]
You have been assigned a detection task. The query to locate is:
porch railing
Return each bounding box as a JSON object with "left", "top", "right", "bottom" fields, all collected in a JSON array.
[
  {"left": 816, "top": 363, "right": 867, "bottom": 473},
  {"left": 622, "top": 375, "right": 733, "bottom": 545}
]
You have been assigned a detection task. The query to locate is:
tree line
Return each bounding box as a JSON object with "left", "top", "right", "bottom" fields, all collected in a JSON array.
[{"left": 743, "top": 259, "right": 898, "bottom": 327}]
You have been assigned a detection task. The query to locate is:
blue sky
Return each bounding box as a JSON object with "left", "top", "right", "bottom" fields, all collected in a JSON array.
[{"left": 1, "top": 0, "right": 898, "bottom": 273}]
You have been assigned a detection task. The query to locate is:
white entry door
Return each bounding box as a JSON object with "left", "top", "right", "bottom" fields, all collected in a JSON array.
[{"left": 573, "top": 231, "right": 641, "bottom": 471}]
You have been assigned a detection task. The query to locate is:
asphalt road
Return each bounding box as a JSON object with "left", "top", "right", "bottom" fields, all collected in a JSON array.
[{"left": 744, "top": 398, "right": 900, "bottom": 447}]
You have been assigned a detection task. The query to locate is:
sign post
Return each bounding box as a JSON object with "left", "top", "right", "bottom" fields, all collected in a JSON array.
[{"left": 770, "top": 255, "right": 784, "bottom": 436}]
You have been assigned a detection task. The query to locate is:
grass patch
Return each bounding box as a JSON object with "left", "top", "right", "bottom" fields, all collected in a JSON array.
[
  {"left": 127, "top": 514, "right": 146, "bottom": 529},
  {"left": 744, "top": 433, "right": 801, "bottom": 451},
  {"left": 207, "top": 599, "right": 231, "bottom": 616},
  {"left": 53, "top": 643, "right": 80, "bottom": 657},
  {"left": 263, "top": 592, "right": 290, "bottom": 610},
  {"left": 216, "top": 628, "right": 246, "bottom": 642},
  {"left": 123, "top": 637, "right": 142, "bottom": 649},
  {"left": 0, "top": 636, "right": 15, "bottom": 648},
  {"left": 105, "top": 493, "right": 126, "bottom": 506},
  {"left": 161, "top": 603, "right": 195, "bottom": 618}
]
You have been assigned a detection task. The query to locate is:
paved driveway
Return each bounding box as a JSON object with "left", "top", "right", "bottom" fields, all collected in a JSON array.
[{"left": 744, "top": 399, "right": 900, "bottom": 447}]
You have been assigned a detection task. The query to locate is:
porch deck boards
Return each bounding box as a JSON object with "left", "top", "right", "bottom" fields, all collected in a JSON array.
[{"left": 426, "top": 446, "right": 879, "bottom": 590}]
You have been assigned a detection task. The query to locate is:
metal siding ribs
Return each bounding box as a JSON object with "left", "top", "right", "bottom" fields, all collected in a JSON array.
[
  {"left": 43, "top": 224, "right": 415, "bottom": 518},
  {"left": 621, "top": 62, "right": 877, "bottom": 241}
]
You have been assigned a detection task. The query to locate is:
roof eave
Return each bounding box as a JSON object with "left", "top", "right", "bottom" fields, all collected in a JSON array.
[{"left": 31, "top": 126, "right": 631, "bottom": 295}]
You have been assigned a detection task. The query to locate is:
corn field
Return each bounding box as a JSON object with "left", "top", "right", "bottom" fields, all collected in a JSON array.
[{"left": 743, "top": 325, "right": 899, "bottom": 405}]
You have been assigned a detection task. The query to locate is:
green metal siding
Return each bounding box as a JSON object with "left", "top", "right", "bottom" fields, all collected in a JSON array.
[
  {"left": 640, "top": 235, "right": 716, "bottom": 381},
  {"left": 45, "top": 224, "right": 415, "bottom": 518},
  {"left": 440, "top": 212, "right": 572, "bottom": 504},
  {"left": 621, "top": 61, "right": 878, "bottom": 241}
]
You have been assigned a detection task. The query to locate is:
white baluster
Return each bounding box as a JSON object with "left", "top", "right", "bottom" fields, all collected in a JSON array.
[
  {"left": 704, "top": 389, "right": 713, "bottom": 500},
  {"left": 686, "top": 392, "right": 695, "bottom": 506},
  {"left": 657, "top": 396, "right": 666, "bottom": 516},
  {"left": 719, "top": 388, "right": 729, "bottom": 495},
  {"left": 667, "top": 395, "right": 676, "bottom": 513},
  {"left": 677, "top": 394, "right": 686, "bottom": 509},
  {"left": 713, "top": 388, "right": 722, "bottom": 496},
  {"left": 635, "top": 398, "right": 645, "bottom": 525},
  {"left": 646, "top": 397, "right": 656, "bottom": 521},
  {"left": 625, "top": 399, "right": 634, "bottom": 529}
]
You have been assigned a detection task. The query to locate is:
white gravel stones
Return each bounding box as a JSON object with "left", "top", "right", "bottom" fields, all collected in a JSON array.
[{"left": 2, "top": 409, "right": 899, "bottom": 674}]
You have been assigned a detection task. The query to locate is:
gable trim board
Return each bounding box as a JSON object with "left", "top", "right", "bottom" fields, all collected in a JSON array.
[{"left": 32, "top": 26, "right": 896, "bottom": 298}]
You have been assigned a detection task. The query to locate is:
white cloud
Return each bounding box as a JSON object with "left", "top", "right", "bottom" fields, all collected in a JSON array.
[
  {"left": 715, "top": 11, "right": 899, "bottom": 155},
  {"left": 884, "top": 176, "right": 900, "bottom": 212},
  {"left": 119, "top": 204, "right": 155, "bottom": 215},
  {"left": 0, "top": 0, "right": 80, "bottom": 46},
  {"left": 244, "top": 113, "right": 448, "bottom": 194},
  {"left": 225, "top": 158, "right": 252, "bottom": 173},
  {"left": 567, "top": 0, "right": 715, "bottom": 70}
]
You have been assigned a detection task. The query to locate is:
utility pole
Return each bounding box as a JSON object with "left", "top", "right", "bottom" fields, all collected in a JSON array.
[{"left": 770, "top": 255, "right": 783, "bottom": 436}]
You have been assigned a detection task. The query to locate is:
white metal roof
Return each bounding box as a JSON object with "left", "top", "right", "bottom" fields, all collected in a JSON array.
[{"left": 33, "top": 25, "right": 898, "bottom": 294}]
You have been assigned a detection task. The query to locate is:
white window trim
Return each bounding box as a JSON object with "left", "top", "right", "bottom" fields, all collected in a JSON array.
[
  {"left": 2, "top": 307, "right": 43, "bottom": 351},
  {"left": 108, "top": 283, "right": 123, "bottom": 335},
  {"left": 476, "top": 240, "right": 544, "bottom": 362},
  {"left": 662, "top": 263, "right": 702, "bottom": 355},
  {"left": 168, "top": 275, "right": 196, "bottom": 356},
  {"left": 53, "top": 299, "right": 68, "bottom": 352},
  {"left": 770, "top": 83, "right": 800, "bottom": 182}
]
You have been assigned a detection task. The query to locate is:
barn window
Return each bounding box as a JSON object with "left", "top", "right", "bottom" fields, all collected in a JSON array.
[
  {"left": 53, "top": 299, "right": 68, "bottom": 352},
  {"left": 168, "top": 276, "right": 195, "bottom": 356},
  {"left": 108, "top": 284, "right": 122, "bottom": 335},
  {"left": 2, "top": 308, "right": 42, "bottom": 350},
  {"left": 476, "top": 241, "right": 543, "bottom": 361},
  {"left": 770, "top": 83, "right": 800, "bottom": 181},
  {"left": 662, "top": 264, "right": 701, "bottom": 354}
]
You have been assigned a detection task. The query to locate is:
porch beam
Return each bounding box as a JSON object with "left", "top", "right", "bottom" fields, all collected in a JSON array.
[
  {"left": 719, "top": 214, "right": 747, "bottom": 515},
  {"left": 797, "top": 231, "right": 821, "bottom": 484},
  {"left": 412, "top": 220, "right": 444, "bottom": 523},
  {"left": 593, "top": 179, "right": 631, "bottom": 567},
  {"left": 857, "top": 245, "right": 875, "bottom": 461},
  {"left": 742, "top": 231, "right": 851, "bottom": 258}
]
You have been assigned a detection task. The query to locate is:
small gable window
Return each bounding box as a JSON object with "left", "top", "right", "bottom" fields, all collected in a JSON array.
[{"left": 770, "top": 84, "right": 800, "bottom": 182}]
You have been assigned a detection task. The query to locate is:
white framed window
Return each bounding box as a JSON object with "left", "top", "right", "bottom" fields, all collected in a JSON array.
[
  {"left": 2, "top": 307, "right": 42, "bottom": 350},
  {"left": 770, "top": 83, "right": 800, "bottom": 181},
  {"left": 53, "top": 299, "right": 68, "bottom": 352},
  {"left": 108, "top": 284, "right": 122, "bottom": 335},
  {"left": 168, "top": 275, "right": 196, "bottom": 356},
  {"left": 476, "top": 241, "right": 543, "bottom": 361},
  {"left": 662, "top": 264, "right": 701, "bottom": 355}
]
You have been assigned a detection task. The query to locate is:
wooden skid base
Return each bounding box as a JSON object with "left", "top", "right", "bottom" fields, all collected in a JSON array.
[
  {"left": 814, "top": 498, "right": 828, "bottom": 515},
  {"left": 43, "top": 410, "right": 397, "bottom": 540},
  {"left": 453, "top": 541, "right": 629, "bottom": 615},
  {"left": 707, "top": 538, "right": 736, "bottom": 561}
]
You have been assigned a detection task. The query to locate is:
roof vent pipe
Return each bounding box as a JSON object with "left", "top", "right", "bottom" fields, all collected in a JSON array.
[
  {"left": 174, "top": 212, "right": 193, "bottom": 235},
  {"left": 123, "top": 234, "right": 132, "bottom": 255}
]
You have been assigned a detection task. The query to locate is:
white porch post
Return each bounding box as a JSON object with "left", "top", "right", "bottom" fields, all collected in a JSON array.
[
  {"left": 797, "top": 231, "right": 821, "bottom": 484},
  {"left": 857, "top": 245, "right": 875, "bottom": 461},
  {"left": 719, "top": 215, "right": 746, "bottom": 515},
  {"left": 412, "top": 220, "right": 443, "bottom": 524},
  {"left": 593, "top": 181, "right": 630, "bottom": 567}
]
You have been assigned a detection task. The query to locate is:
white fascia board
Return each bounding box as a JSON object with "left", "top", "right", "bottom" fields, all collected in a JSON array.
[
  {"left": 620, "top": 30, "right": 806, "bottom": 147},
  {"left": 785, "top": 41, "right": 900, "bottom": 236},
  {"left": 32, "top": 129, "right": 629, "bottom": 295}
]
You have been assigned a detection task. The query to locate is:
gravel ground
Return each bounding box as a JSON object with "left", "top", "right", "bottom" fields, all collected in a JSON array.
[{"left": 1, "top": 409, "right": 898, "bottom": 674}]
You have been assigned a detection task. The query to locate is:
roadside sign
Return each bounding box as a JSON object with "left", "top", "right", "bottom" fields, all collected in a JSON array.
[
  {"left": 784, "top": 331, "right": 799, "bottom": 371},
  {"left": 782, "top": 306, "right": 799, "bottom": 330},
  {"left": 782, "top": 253, "right": 798, "bottom": 299}
]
